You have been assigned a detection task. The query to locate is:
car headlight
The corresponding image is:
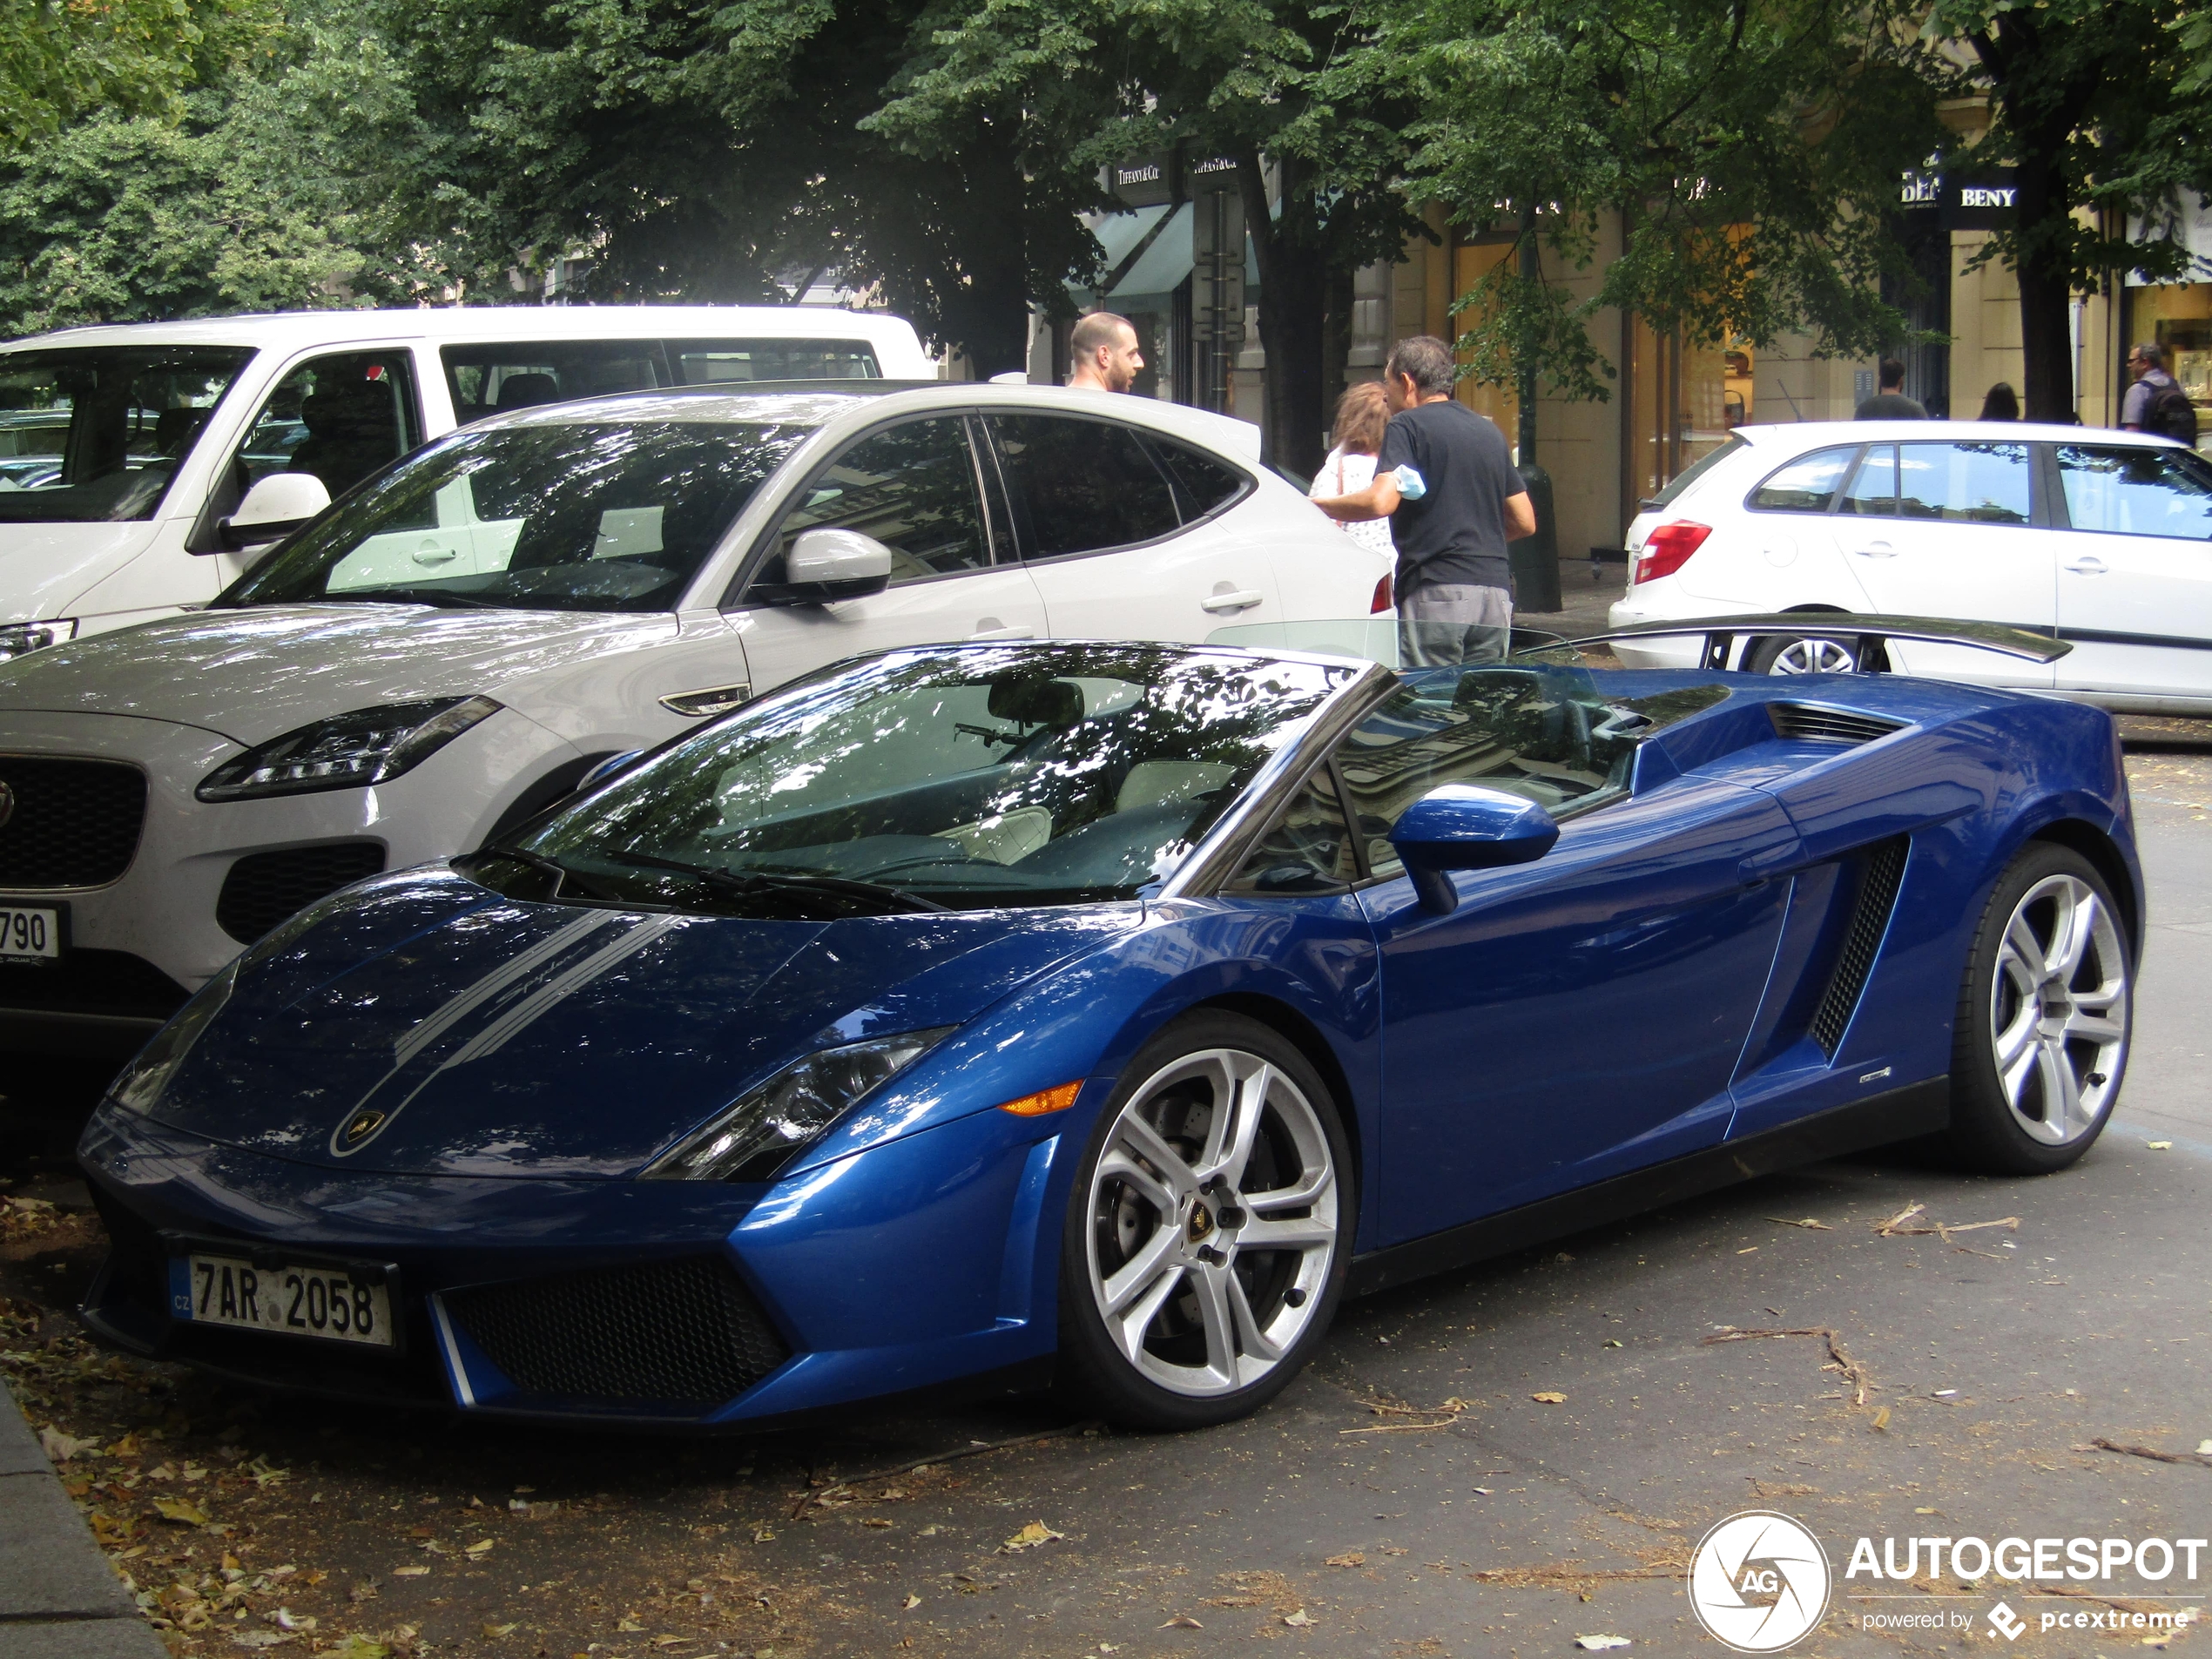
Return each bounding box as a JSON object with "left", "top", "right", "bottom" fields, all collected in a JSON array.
[
  {"left": 642, "top": 1028, "right": 954, "bottom": 1184},
  {"left": 107, "top": 958, "right": 239, "bottom": 1116},
  {"left": 196, "top": 696, "right": 502, "bottom": 801},
  {"left": 0, "top": 618, "right": 76, "bottom": 662}
]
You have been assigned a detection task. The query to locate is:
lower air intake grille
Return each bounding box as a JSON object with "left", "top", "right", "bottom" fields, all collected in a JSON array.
[
  {"left": 444, "top": 1258, "right": 789, "bottom": 1409},
  {"left": 0, "top": 758, "right": 146, "bottom": 887},
  {"left": 1769, "top": 704, "right": 1905, "bottom": 745},
  {"left": 215, "top": 842, "right": 385, "bottom": 944},
  {"left": 1810, "top": 838, "right": 1910, "bottom": 1055}
]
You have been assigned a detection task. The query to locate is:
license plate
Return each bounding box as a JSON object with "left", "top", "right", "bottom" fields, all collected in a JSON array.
[
  {"left": 0, "top": 904, "right": 59, "bottom": 961},
  {"left": 172, "top": 1253, "right": 395, "bottom": 1348}
]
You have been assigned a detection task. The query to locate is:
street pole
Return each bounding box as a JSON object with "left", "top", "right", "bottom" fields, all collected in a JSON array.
[{"left": 1512, "top": 202, "right": 1562, "bottom": 612}]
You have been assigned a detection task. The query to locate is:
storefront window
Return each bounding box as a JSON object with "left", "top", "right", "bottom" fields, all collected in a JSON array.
[
  {"left": 1627, "top": 318, "right": 1751, "bottom": 503},
  {"left": 1450, "top": 243, "right": 1520, "bottom": 446},
  {"left": 2128, "top": 284, "right": 2212, "bottom": 440}
]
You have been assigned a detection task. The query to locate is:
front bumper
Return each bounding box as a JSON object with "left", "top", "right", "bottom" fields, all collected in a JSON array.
[
  {"left": 0, "top": 709, "right": 581, "bottom": 1054},
  {"left": 78, "top": 1096, "right": 1069, "bottom": 1427}
]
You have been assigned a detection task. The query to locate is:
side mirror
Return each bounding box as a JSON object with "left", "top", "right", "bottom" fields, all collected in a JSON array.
[
  {"left": 1387, "top": 785, "right": 1559, "bottom": 914},
  {"left": 219, "top": 473, "right": 332, "bottom": 551},
  {"left": 785, "top": 527, "right": 893, "bottom": 602}
]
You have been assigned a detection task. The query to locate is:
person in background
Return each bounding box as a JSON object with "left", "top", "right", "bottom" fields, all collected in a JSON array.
[
  {"left": 1855, "top": 358, "right": 1927, "bottom": 420},
  {"left": 1309, "top": 382, "right": 1395, "bottom": 563},
  {"left": 1311, "top": 334, "right": 1535, "bottom": 666},
  {"left": 1067, "top": 313, "right": 1144, "bottom": 394},
  {"left": 1979, "top": 382, "right": 2020, "bottom": 421},
  {"left": 2121, "top": 341, "right": 2198, "bottom": 442}
]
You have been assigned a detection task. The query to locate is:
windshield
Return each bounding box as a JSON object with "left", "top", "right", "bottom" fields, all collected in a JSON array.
[
  {"left": 0, "top": 346, "right": 255, "bottom": 523},
  {"left": 222, "top": 419, "right": 811, "bottom": 613},
  {"left": 467, "top": 645, "right": 1352, "bottom": 914}
]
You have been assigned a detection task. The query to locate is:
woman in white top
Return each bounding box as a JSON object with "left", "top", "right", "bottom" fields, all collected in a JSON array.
[{"left": 1309, "top": 381, "right": 1396, "bottom": 561}]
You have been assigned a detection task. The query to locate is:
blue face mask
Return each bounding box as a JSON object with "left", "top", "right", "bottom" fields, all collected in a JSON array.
[{"left": 1390, "top": 463, "right": 1427, "bottom": 501}]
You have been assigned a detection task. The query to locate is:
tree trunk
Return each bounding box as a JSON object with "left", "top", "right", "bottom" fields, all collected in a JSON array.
[
  {"left": 934, "top": 112, "right": 1033, "bottom": 378},
  {"left": 1238, "top": 152, "right": 1329, "bottom": 478}
]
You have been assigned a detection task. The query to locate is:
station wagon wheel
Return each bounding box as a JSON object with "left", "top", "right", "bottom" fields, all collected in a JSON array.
[
  {"left": 1058, "top": 1012, "right": 1352, "bottom": 1428},
  {"left": 1747, "top": 633, "right": 1858, "bottom": 675},
  {"left": 1945, "top": 844, "right": 2133, "bottom": 1174}
]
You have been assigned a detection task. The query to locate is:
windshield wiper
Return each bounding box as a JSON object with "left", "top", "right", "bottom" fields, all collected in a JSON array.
[
  {"left": 478, "top": 842, "right": 627, "bottom": 903},
  {"left": 605, "top": 849, "right": 949, "bottom": 914},
  {"left": 347, "top": 587, "right": 502, "bottom": 610}
]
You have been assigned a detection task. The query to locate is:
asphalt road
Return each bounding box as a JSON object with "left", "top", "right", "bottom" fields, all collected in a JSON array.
[{"left": 1, "top": 724, "right": 2207, "bottom": 1659}]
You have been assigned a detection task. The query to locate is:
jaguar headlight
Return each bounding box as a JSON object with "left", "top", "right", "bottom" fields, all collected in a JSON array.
[
  {"left": 0, "top": 618, "right": 76, "bottom": 662},
  {"left": 107, "top": 958, "right": 239, "bottom": 1116},
  {"left": 643, "top": 1028, "right": 954, "bottom": 1184},
  {"left": 196, "top": 696, "right": 501, "bottom": 801}
]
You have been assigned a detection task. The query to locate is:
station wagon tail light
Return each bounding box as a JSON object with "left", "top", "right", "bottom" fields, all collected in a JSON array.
[
  {"left": 1370, "top": 574, "right": 1393, "bottom": 613},
  {"left": 998, "top": 1081, "right": 1082, "bottom": 1116},
  {"left": 1632, "top": 521, "right": 1712, "bottom": 584}
]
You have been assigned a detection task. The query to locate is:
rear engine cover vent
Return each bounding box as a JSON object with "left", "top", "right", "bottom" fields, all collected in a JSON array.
[{"left": 1768, "top": 703, "right": 1905, "bottom": 745}]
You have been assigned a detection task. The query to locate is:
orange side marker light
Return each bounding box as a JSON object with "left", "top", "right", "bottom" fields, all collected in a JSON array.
[{"left": 996, "top": 1081, "right": 1083, "bottom": 1117}]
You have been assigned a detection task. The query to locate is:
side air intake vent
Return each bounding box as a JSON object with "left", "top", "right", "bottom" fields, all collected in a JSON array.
[
  {"left": 1769, "top": 704, "right": 1905, "bottom": 745},
  {"left": 1810, "top": 838, "right": 1909, "bottom": 1055}
]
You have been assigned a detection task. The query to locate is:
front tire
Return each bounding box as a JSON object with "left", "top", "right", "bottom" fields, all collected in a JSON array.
[
  {"left": 1943, "top": 844, "right": 2133, "bottom": 1174},
  {"left": 1055, "top": 1012, "right": 1353, "bottom": 1429}
]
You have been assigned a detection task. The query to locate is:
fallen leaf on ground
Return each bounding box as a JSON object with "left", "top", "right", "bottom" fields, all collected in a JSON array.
[
  {"left": 1531, "top": 1392, "right": 1568, "bottom": 1404},
  {"left": 617, "top": 1617, "right": 646, "bottom": 1632},
  {"left": 463, "top": 1539, "right": 495, "bottom": 1557},
  {"left": 106, "top": 1433, "right": 143, "bottom": 1458},
  {"left": 1283, "top": 1608, "right": 1316, "bottom": 1628},
  {"left": 2149, "top": 1140, "right": 2174, "bottom": 1150},
  {"left": 1765, "top": 1217, "right": 1831, "bottom": 1229},
  {"left": 482, "top": 1622, "right": 518, "bottom": 1638},
  {"left": 39, "top": 1426, "right": 97, "bottom": 1462},
  {"left": 2198, "top": 1440, "right": 2212, "bottom": 1456},
  {"left": 1575, "top": 1638, "right": 1632, "bottom": 1652},
  {"left": 901, "top": 1594, "right": 921, "bottom": 1610},
  {"left": 862, "top": 1516, "right": 893, "bottom": 1528},
  {"left": 227, "top": 1633, "right": 293, "bottom": 1649},
  {"left": 1325, "top": 1552, "right": 1365, "bottom": 1568},
  {"left": 153, "top": 1496, "right": 212, "bottom": 1526},
  {"left": 1871, "top": 1406, "right": 1892, "bottom": 1431},
  {"left": 1001, "top": 1520, "right": 1065, "bottom": 1552},
  {"left": 322, "top": 1639, "right": 388, "bottom": 1659},
  {"left": 1160, "top": 1615, "right": 1203, "bottom": 1629},
  {"left": 392, "top": 1566, "right": 429, "bottom": 1578}
]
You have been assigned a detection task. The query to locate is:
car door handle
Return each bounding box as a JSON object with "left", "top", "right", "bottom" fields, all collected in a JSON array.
[
  {"left": 413, "top": 544, "right": 458, "bottom": 564},
  {"left": 1200, "top": 590, "right": 1265, "bottom": 612},
  {"left": 969, "top": 620, "right": 1035, "bottom": 640},
  {"left": 2063, "top": 556, "right": 2107, "bottom": 576},
  {"left": 1850, "top": 541, "right": 1896, "bottom": 558}
]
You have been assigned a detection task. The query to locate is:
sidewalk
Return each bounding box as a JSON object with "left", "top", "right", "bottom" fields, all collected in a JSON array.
[{"left": 0, "top": 1377, "right": 166, "bottom": 1657}]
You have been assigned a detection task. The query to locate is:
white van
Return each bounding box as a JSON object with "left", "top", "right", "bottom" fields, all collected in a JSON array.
[{"left": 0, "top": 307, "right": 934, "bottom": 658}]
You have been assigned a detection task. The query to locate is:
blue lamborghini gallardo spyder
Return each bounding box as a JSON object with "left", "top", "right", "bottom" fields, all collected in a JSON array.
[{"left": 78, "top": 620, "right": 2140, "bottom": 1430}]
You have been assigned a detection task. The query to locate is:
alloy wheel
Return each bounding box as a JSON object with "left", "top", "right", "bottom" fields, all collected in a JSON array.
[
  {"left": 1989, "top": 873, "right": 2129, "bottom": 1146},
  {"left": 1766, "top": 637, "right": 1858, "bottom": 674},
  {"left": 1084, "top": 1047, "right": 1339, "bottom": 1398}
]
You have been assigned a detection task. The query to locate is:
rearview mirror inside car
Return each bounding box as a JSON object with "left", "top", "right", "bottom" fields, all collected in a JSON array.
[
  {"left": 1388, "top": 785, "right": 1560, "bottom": 914},
  {"left": 219, "top": 472, "right": 333, "bottom": 552},
  {"left": 786, "top": 527, "right": 894, "bottom": 602}
]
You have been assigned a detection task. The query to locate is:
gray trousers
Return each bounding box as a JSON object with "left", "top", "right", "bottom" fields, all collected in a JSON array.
[{"left": 1398, "top": 581, "right": 1514, "bottom": 667}]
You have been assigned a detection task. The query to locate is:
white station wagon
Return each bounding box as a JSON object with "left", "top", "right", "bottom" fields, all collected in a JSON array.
[
  {"left": 1608, "top": 419, "right": 2212, "bottom": 712},
  {"left": 0, "top": 307, "right": 934, "bottom": 658},
  {"left": 0, "top": 381, "right": 1380, "bottom": 1055}
]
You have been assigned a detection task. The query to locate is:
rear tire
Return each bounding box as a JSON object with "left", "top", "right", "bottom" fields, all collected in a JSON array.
[
  {"left": 1054, "top": 1011, "right": 1353, "bottom": 1430},
  {"left": 1942, "top": 843, "right": 2132, "bottom": 1174},
  {"left": 1746, "top": 633, "right": 1860, "bottom": 675}
]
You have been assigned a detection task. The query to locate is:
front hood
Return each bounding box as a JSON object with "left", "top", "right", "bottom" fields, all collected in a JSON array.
[
  {"left": 0, "top": 604, "right": 674, "bottom": 743},
  {"left": 148, "top": 868, "right": 1142, "bottom": 1177},
  {"left": 0, "top": 520, "right": 159, "bottom": 624}
]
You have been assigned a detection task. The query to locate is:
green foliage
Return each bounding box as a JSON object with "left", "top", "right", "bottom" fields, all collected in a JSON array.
[
  {"left": 0, "top": 0, "right": 239, "bottom": 151},
  {"left": 1346, "top": 0, "right": 1947, "bottom": 408}
]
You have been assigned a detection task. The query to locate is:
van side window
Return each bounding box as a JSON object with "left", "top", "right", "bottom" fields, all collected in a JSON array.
[
  {"left": 668, "top": 341, "right": 880, "bottom": 384},
  {"left": 442, "top": 342, "right": 669, "bottom": 423},
  {"left": 222, "top": 350, "right": 423, "bottom": 512}
]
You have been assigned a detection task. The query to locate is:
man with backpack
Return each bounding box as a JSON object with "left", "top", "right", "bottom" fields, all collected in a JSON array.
[{"left": 2121, "top": 342, "right": 2200, "bottom": 445}]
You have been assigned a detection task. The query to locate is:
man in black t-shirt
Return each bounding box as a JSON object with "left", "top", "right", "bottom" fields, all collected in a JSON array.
[{"left": 1312, "top": 335, "right": 1535, "bottom": 664}]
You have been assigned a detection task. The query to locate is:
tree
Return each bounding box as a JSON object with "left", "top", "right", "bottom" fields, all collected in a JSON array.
[
  {"left": 0, "top": 0, "right": 468, "bottom": 333},
  {"left": 1925, "top": 0, "right": 2212, "bottom": 420},
  {"left": 0, "top": 0, "right": 253, "bottom": 152},
  {"left": 1343, "top": 0, "right": 1947, "bottom": 441},
  {"left": 872, "top": 0, "right": 1426, "bottom": 473}
]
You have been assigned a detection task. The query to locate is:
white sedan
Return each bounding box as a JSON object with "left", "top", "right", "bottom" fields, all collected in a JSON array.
[
  {"left": 1608, "top": 419, "right": 2212, "bottom": 711},
  {"left": 0, "top": 382, "right": 1383, "bottom": 1055}
]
